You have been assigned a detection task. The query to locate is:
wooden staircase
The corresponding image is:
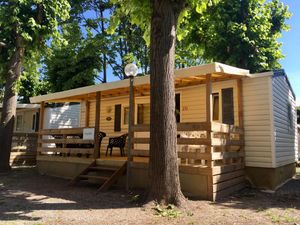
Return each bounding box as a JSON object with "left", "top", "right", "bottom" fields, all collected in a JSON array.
[{"left": 70, "top": 160, "right": 127, "bottom": 192}]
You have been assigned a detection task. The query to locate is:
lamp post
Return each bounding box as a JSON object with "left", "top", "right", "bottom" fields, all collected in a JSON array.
[{"left": 124, "top": 63, "right": 138, "bottom": 191}]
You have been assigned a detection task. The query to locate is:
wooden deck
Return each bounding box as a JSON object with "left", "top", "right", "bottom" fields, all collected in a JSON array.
[{"left": 37, "top": 121, "right": 244, "bottom": 201}]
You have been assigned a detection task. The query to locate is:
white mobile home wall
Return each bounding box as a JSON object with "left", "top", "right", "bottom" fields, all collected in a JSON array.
[
  {"left": 272, "top": 72, "right": 298, "bottom": 166},
  {"left": 242, "top": 71, "right": 297, "bottom": 169}
]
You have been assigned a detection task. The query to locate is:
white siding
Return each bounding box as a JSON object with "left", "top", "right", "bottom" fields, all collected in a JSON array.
[
  {"left": 272, "top": 75, "right": 297, "bottom": 166},
  {"left": 298, "top": 125, "right": 300, "bottom": 160},
  {"left": 242, "top": 76, "right": 273, "bottom": 168},
  {"left": 44, "top": 104, "right": 81, "bottom": 129}
]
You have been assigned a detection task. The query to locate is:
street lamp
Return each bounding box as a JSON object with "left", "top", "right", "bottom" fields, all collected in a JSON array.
[{"left": 125, "top": 63, "right": 138, "bottom": 191}]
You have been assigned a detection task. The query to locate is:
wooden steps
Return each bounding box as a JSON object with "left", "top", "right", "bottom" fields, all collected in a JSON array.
[{"left": 70, "top": 160, "right": 127, "bottom": 192}]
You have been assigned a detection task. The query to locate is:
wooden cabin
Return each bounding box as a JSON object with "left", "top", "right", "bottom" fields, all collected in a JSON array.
[{"left": 30, "top": 63, "right": 298, "bottom": 200}]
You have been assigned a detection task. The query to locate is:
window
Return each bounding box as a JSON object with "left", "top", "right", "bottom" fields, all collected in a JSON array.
[
  {"left": 32, "top": 113, "right": 36, "bottom": 131},
  {"left": 16, "top": 115, "right": 23, "bottom": 131},
  {"left": 114, "top": 104, "right": 121, "bottom": 132},
  {"left": 212, "top": 93, "right": 219, "bottom": 121},
  {"left": 123, "top": 106, "right": 129, "bottom": 125},
  {"left": 137, "top": 103, "right": 150, "bottom": 124},
  {"left": 222, "top": 88, "right": 234, "bottom": 125},
  {"left": 175, "top": 93, "right": 181, "bottom": 123}
]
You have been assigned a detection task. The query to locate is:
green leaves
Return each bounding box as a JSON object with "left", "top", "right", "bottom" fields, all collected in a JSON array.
[
  {"left": 0, "top": 0, "right": 71, "bottom": 101},
  {"left": 183, "top": 0, "right": 290, "bottom": 72}
]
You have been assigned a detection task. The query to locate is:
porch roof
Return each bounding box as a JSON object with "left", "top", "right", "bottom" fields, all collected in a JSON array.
[{"left": 30, "top": 62, "right": 250, "bottom": 103}]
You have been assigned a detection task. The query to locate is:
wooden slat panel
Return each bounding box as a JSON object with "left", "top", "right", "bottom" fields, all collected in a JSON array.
[
  {"left": 132, "top": 124, "right": 150, "bottom": 132},
  {"left": 179, "top": 164, "right": 212, "bottom": 175},
  {"left": 39, "top": 128, "right": 86, "bottom": 135},
  {"left": 212, "top": 151, "right": 244, "bottom": 160},
  {"left": 39, "top": 139, "right": 94, "bottom": 144},
  {"left": 212, "top": 163, "right": 243, "bottom": 175},
  {"left": 178, "top": 151, "right": 211, "bottom": 160},
  {"left": 177, "top": 122, "right": 210, "bottom": 131},
  {"left": 212, "top": 170, "right": 244, "bottom": 184},
  {"left": 132, "top": 122, "right": 211, "bottom": 132},
  {"left": 211, "top": 138, "right": 244, "bottom": 146},
  {"left": 37, "top": 147, "right": 94, "bottom": 154},
  {"left": 132, "top": 149, "right": 149, "bottom": 156},
  {"left": 213, "top": 175, "right": 245, "bottom": 192},
  {"left": 132, "top": 150, "right": 212, "bottom": 160},
  {"left": 211, "top": 122, "right": 243, "bottom": 134},
  {"left": 177, "top": 138, "right": 211, "bottom": 145},
  {"left": 213, "top": 182, "right": 246, "bottom": 201},
  {"left": 132, "top": 138, "right": 150, "bottom": 144}
]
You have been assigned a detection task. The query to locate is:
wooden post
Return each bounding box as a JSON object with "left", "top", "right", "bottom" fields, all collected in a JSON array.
[
  {"left": 206, "top": 74, "right": 214, "bottom": 201},
  {"left": 237, "top": 79, "right": 244, "bottom": 128},
  {"left": 37, "top": 101, "right": 45, "bottom": 154},
  {"left": 237, "top": 78, "right": 244, "bottom": 167},
  {"left": 126, "top": 77, "right": 135, "bottom": 191},
  {"left": 38, "top": 101, "right": 45, "bottom": 131},
  {"left": 94, "top": 92, "right": 101, "bottom": 159},
  {"left": 206, "top": 74, "right": 212, "bottom": 124},
  {"left": 85, "top": 100, "right": 90, "bottom": 127}
]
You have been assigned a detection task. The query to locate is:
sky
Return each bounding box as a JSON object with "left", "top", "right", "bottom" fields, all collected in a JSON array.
[{"left": 279, "top": 0, "right": 300, "bottom": 106}]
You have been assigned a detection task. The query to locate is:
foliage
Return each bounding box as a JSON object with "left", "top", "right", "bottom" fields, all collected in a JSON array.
[
  {"left": 180, "top": 0, "right": 291, "bottom": 72},
  {"left": 45, "top": 23, "right": 100, "bottom": 92},
  {"left": 0, "top": 0, "right": 70, "bottom": 100},
  {"left": 62, "top": 0, "right": 150, "bottom": 82},
  {"left": 153, "top": 204, "right": 182, "bottom": 218}
]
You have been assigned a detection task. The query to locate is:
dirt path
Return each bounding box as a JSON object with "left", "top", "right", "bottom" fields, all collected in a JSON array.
[{"left": 0, "top": 167, "right": 299, "bottom": 225}]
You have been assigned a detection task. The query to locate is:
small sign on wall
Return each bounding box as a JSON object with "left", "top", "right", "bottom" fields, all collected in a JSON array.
[{"left": 83, "top": 128, "right": 95, "bottom": 140}]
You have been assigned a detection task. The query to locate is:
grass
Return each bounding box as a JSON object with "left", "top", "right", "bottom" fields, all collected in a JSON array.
[
  {"left": 265, "top": 209, "right": 299, "bottom": 224},
  {"left": 153, "top": 204, "right": 182, "bottom": 218}
]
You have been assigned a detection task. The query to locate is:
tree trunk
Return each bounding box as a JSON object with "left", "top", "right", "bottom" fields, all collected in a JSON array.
[
  {"left": 147, "top": 0, "right": 186, "bottom": 206},
  {"left": 0, "top": 35, "right": 24, "bottom": 172}
]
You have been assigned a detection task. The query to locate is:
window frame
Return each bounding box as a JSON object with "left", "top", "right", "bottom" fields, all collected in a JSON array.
[
  {"left": 16, "top": 114, "right": 24, "bottom": 132},
  {"left": 212, "top": 92, "right": 220, "bottom": 122},
  {"left": 123, "top": 105, "right": 129, "bottom": 126}
]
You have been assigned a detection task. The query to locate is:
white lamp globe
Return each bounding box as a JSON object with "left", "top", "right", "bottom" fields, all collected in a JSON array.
[{"left": 125, "top": 63, "right": 138, "bottom": 77}]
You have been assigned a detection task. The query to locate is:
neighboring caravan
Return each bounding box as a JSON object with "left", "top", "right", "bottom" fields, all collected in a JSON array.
[
  {"left": 30, "top": 63, "right": 298, "bottom": 200},
  {"left": 0, "top": 104, "right": 40, "bottom": 133}
]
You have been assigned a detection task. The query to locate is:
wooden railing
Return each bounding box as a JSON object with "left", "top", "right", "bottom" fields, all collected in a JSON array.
[
  {"left": 11, "top": 132, "right": 38, "bottom": 166},
  {"left": 37, "top": 128, "right": 95, "bottom": 156},
  {"left": 132, "top": 121, "right": 245, "bottom": 200}
]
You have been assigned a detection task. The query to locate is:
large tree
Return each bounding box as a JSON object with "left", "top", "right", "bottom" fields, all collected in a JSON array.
[
  {"left": 0, "top": 0, "right": 70, "bottom": 171},
  {"left": 110, "top": 0, "right": 218, "bottom": 207},
  {"left": 182, "top": 0, "right": 290, "bottom": 72}
]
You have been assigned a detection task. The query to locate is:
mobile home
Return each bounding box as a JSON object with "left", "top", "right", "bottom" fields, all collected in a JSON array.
[{"left": 30, "top": 63, "right": 297, "bottom": 200}]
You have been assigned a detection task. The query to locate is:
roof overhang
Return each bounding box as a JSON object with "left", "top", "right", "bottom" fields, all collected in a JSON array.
[
  {"left": 30, "top": 62, "right": 250, "bottom": 103},
  {"left": 0, "top": 103, "right": 40, "bottom": 109}
]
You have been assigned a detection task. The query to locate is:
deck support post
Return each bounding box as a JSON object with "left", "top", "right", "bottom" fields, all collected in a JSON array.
[
  {"left": 206, "top": 74, "right": 214, "bottom": 201},
  {"left": 37, "top": 101, "right": 45, "bottom": 154},
  {"left": 85, "top": 100, "right": 90, "bottom": 127},
  {"left": 237, "top": 78, "right": 244, "bottom": 167},
  {"left": 94, "top": 92, "right": 101, "bottom": 159},
  {"left": 237, "top": 79, "right": 244, "bottom": 129},
  {"left": 126, "top": 76, "right": 135, "bottom": 191}
]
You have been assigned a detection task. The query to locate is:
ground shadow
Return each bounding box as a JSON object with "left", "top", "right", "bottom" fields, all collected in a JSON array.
[
  {"left": 0, "top": 167, "right": 139, "bottom": 222},
  {"left": 1, "top": 167, "right": 299, "bottom": 223},
  {"left": 209, "top": 172, "right": 300, "bottom": 212}
]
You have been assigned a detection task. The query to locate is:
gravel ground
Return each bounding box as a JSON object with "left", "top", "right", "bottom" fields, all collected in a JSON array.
[{"left": 0, "top": 167, "right": 299, "bottom": 225}]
